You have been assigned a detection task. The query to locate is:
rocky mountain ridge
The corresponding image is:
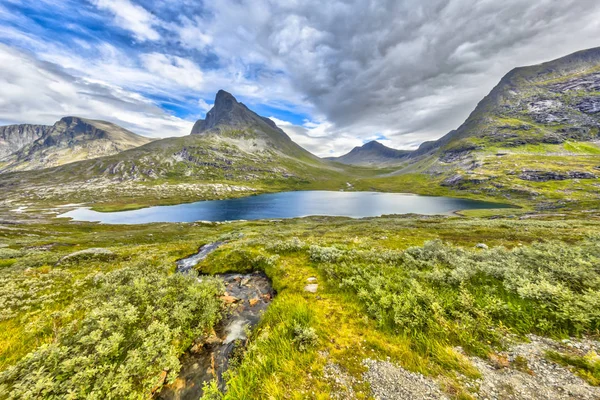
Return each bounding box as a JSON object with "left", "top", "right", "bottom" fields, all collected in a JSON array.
[
  {"left": 0, "top": 117, "right": 153, "bottom": 173},
  {"left": 0, "top": 124, "right": 50, "bottom": 160}
]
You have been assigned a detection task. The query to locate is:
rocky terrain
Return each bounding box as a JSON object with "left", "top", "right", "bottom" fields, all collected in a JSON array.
[
  {"left": 326, "top": 140, "right": 410, "bottom": 166},
  {"left": 0, "top": 124, "right": 49, "bottom": 159},
  {"left": 0, "top": 117, "right": 152, "bottom": 173}
]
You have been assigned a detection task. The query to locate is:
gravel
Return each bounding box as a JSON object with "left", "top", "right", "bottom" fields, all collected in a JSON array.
[
  {"left": 363, "top": 359, "right": 449, "bottom": 400},
  {"left": 469, "top": 335, "right": 600, "bottom": 400}
]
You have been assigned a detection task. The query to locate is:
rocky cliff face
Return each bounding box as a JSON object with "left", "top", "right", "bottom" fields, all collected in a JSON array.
[
  {"left": 0, "top": 117, "right": 152, "bottom": 173},
  {"left": 327, "top": 141, "right": 410, "bottom": 166},
  {"left": 0, "top": 124, "right": 50, "bottom": 159}
]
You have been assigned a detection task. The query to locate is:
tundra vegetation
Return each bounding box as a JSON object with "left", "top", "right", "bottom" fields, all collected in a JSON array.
[{"left": 0, "top": 215, "right": 599, "bottom": 399}]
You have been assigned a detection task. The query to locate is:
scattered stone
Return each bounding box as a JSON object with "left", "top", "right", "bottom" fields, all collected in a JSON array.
[
  {"left": 363, "top": 359, "right": 449, "bottom": 400},
  {"left": 307, "top": 277, "right": 318, "bottom": 283},
  {"left": 324, "top": 362, "right": 358, "bottom": 399},
  {"left": 475, "top": 243, "right": 489, "bottom": 249},
  {"left": 519, "top": 170, "right": 597, "bottom": 182},
  {"left": 304, "top": 284, "right": 318, "bottom": 293},
  {"left": 469, "top": 335, "right": 600, "bottom": 400}
]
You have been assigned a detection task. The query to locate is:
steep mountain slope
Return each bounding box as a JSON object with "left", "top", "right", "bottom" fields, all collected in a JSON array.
[
  {"left": 414, "top": 47, "right": 600, "bottom": 158},
  {"left": 327, "top": 141, "right": 410, "bottom": 166},
  {"left": 192, "top": 90, "right": 319, "bottom": 160},
  {"left": 0, "top": 92, "right": 352, "bottom": 207},
  {"left": 389, "top": 47, "right": 600, "bottom": 210},
  {"left": 0, "top": 117, "right": 153, "bottom": 173},
  {"left": 0, "top": 124, "right": 50, "bottom": 159}
]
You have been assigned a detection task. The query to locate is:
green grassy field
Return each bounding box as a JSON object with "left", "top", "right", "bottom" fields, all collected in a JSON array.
[{"left": 1, "top": 215, "right": 599, "bottom": 398}]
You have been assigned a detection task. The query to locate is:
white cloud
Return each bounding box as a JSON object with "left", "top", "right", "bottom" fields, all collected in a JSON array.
[
  {"left": 141, "top": 53, "right": 204, "bottom": 89},
  {"left": 93, "top": 0, "right": 160, "bottom": 41},
  {"left": 4, "top": 0, "right": 600, "bottom": 152},
  {"left": 0, "top": 44, "right": 191, "bottom": 138}
]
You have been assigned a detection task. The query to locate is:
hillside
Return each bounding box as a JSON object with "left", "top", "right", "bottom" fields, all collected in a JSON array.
[
  {"left": 326, "top": 140, "right": 410, "bottom": 166},
  {"left": 375, "top": 47, "right": 600, "bottom": 210},
  {"left": 0, "top": 92, "right": 354, "bottom": 208},
  {"left": 0, "top": 117, "right": 153, "bottom": 173},
  {"left": 414, "top": 47, "right": 600, "bottom": 156}
]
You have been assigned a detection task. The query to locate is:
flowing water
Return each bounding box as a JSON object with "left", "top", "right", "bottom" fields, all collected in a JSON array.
[
  {"left": 58, "top": 191, "right": 512, "bottom": 224},
  {"left": 158, "top": 244, "right": 275, "bottom": 400}
]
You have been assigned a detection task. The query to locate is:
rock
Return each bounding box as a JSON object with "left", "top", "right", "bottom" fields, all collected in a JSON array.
[
  {"left": 307, "top": 277, "right": 317, "bottom": 283},
  {"left": 476, "top": 243, "right": 489, "bottom": 249},
  {"left": 519, "top": 170, "right": 597, "bottom": 182},
  {"left": 151, "top": 370, "right": 168, "bottom": 394},
  {"left": 221, "top": 295, "right": 240, "bottom": 304},
  {"left": 304, "top": 284, "right": 318, "bottom": 293},
  {"left": 577, "top": 97, "right": 600, "bottom": 114},
  {"left": 441, "top": 174, "right": 463, "bottom": 186}
]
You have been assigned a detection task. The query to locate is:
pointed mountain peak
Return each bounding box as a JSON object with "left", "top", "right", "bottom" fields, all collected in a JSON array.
[
  {"left": 214, "top": 89, "right": 238, "bottom": 105},
  {"left": 191, "top": 90, "right": 290, "bottom": 142}
]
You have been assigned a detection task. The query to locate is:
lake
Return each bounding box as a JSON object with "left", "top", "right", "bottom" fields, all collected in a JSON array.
[{"left": 57, "top": 191, "right": 511, "bottom": 224}]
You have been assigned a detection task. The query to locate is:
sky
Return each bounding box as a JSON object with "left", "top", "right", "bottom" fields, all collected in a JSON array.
[{"left": 1, "top": 0, "right": 600, "bottom": 156}]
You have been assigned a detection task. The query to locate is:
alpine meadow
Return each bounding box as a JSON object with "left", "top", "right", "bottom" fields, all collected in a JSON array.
[{"left": 1, "top": 1, "right": 600, "bottom": 399}]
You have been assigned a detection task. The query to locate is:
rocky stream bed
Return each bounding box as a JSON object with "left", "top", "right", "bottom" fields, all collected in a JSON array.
[{"left": 157, "top": 243, "right": 275, "bottom": 400}]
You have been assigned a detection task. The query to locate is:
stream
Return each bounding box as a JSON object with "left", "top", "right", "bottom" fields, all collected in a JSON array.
[{"left": 158, "top": 243, "right": 275, "bottom": 400}]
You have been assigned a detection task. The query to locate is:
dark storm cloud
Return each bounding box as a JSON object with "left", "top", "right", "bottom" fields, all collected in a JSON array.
[{"left": 2, "top": 0, "right": 600, "bottom": 154}]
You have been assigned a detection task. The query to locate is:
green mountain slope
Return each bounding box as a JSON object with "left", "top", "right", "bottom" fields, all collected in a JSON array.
[
  {"left": 375, "top": 47, "right": 600, "bottom": 210},
  {"left": 414, "top": 47, "right": 600, "bottom": 157},
  {"left": 0, "top": 92, "right": 356, "bottom": 208}
]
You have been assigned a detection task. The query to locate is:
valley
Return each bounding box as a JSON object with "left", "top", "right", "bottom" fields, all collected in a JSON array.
[{"left": 0, "top": 46, "right": 599, "bottom": 400}]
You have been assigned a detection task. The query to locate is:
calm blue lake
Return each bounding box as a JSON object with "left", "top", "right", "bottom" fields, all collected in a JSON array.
[{"left": 57, "top": 191, "right": 511, "bottom": 224}]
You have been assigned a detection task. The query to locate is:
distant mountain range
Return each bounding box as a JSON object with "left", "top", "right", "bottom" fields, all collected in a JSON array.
[
  {"left": 326, "top": 140, "right": 410, "bottom": 166},
  {"left": 1, "top": 47, "right": 599, "bottom": 209},
  {"left": 0, "top": 117, "right": 152, "bottom": 173}
]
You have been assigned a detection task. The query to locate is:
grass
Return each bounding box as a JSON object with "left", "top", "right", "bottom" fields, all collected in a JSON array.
[
  {"left": 546, "top": 350, "right": 600, "bottom": 386},
  {"left": 1, "top": 213, "right": 600, "bottom": 398}
]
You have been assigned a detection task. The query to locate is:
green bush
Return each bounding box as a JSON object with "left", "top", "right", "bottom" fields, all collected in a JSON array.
[
  {"left": 266, "top": 237, "right": 305, "bottom": 253},
  {"left": 312, "top": 238, "right": 600, "bottom": 354},
  {"left": 0, "top": 265, "right": 223, "bottom": 399}
]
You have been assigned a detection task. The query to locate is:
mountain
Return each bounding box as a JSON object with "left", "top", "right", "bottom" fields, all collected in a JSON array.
[
  {"left": 0, "top": 124, "right": 50, "bottom": 159},
  {"left": 0, "top": 91, "right": 350, "bottom": 207},
  {"left": 398, "top": 47, "right": 600, "bottom": 209},
  {"left": 0, "top": 117, "right": 153, "bottom": 173},
  {"left": 414, "top": 47, "right": 600, "bottom": 158},
  {"left": 326, "top": 140, "right": 410, "bottom": 166},
  {"left": 191, "top": 90, "right": 316, "bottom": 160}
]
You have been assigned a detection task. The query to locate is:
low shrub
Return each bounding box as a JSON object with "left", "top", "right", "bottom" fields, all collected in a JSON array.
[{"left": 0, "top": 264, "right": 223, "bottom": 399}]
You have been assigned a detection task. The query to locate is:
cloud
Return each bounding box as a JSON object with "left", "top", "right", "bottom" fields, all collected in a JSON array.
[
  {"left": 141, "top": 53, "right": 204, "bottom": 89},
  {"left": 2, "top": 0, "right": 600, "bottom": 152},
  {"left": 93, "top": 0, "right": 160, "bottom": 41},
  {"left": 187, "top": 0, "right": 600, "bottom": 147},
  {"left": 0, "top": 44, "right": 191, "bottom": 138}
]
